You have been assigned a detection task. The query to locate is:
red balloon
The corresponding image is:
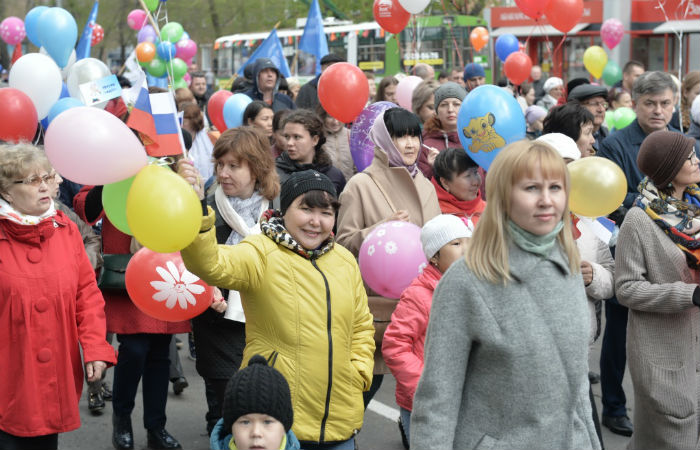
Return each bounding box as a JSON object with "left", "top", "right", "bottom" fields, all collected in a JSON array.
[
  {"left": 125, "top": 248, "right": 213, "bottom": 322},
  {"left": 373, "top": 0, "right": 410, "bottom": 34},
  {"left": 515, "top": 0, "right": 551, "bottom": 20},
  {"left": 318, "top": 62, "right": 370, "bottom": 124},
  {"left": 504, "top": 52, "right": 533, "bottom": 85},
  {"left": 545, "top": 0, "right": 584, "bottom": 34},
  {"left": 207, "top": 90, "right": 233, "bottom": 132},
  {"left": 0, "top": 88, "right": 38, "bottom": 143},
  {"left": 91, "top": 23, "right": 104, "bottom": 46}
]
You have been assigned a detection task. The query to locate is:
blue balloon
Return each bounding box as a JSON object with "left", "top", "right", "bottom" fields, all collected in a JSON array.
[
  {"left": 37, "top": 7, "right": 78, "bottom": 68},
  {"left": 180, "top": 31, "right": 190, "bottom": 41},
  {"left": 47, "top": 97, "right": 84, "bottom": 125},
  {"left": 223, "top": 94, "right": 253, "bottom": 129},
  {"left": 495, "top": 34, "right": 519, "bottom": 63},
  {"left": 157, "top": 41, "right": 176, "bottom": 62},
  {"left": 60, "top": 83, "right": 70, "bottom": 99},
  {"left": 24, "top": 6, "right": 49, "bottom": 47},
  {"left": 457, "top": 85, "right": 526, "bottom": 171}
]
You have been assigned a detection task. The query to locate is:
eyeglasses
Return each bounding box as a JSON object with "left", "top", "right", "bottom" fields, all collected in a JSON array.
[
  {"left": 688, "top": 153, "right": 699, "bottom": 164},
  {"left": 583, "top": 100, "right": 608, "bottom": 109},
  {"left": 13, "top": 172, "right": 58, "bottom": 187}
]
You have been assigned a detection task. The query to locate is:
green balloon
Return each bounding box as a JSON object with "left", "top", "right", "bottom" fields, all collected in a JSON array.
[
  {"left": 103, "top": 176, "right": 136, "bottom": 235},
  {"left": 147, "top": 58, "right": 167, "bottom": 77},
  {"left": 613, "top": 107, "right": 636, "bottom": 130},
  {"left": 169, "top": 58, "right": 188, "bottom": 80},
  {"left": 160, "top": 22, "right": 184, "bottom": 43},
  {"left": 605, "top": 110, "right": 615, "bottom": 130},
  {"left": 602, "top": 61, "right": 622, "bottom": 86},
  {"left": 144, "top": 0, "right": 159, "bottom": 12},
  {"left": 173, "top": 78, "right": 188, "bottom": 90}
]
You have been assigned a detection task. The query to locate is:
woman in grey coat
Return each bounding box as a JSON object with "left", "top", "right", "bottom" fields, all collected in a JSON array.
[
  {"left": 615, "top": 130, "right": 700, "bottom": 450},
  {"left": 410, "top": 140, "right": 600, "bottom": 450}
]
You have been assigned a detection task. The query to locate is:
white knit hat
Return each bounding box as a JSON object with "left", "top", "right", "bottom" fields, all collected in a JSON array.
[
  {"left": 543, "top": 77, "right": 563, "bottom": 93},
  {"left": 420, "top": 214, "right": 472, "bottom": 259},
  {"left": 536, "top": 133, "right": 581, "bottom": 161}
]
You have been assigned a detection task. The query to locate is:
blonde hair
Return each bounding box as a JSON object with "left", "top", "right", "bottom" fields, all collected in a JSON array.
[
  {"left": 0, "top": 143, "right": 51, "bottom": 195},
  {"left": 466, "top": 140, "right": 580, "bottom": 284}
]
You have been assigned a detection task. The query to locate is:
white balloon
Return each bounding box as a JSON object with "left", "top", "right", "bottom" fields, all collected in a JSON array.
[
  {"left": 398, "top": 0, "right": 431, "bottom": 14},
  {"left": 40, "top": 47, "right": 76, "bottom": 80},
  {"left": 66, "top": 58, "right": 111, "bottom": 109},
  {"left": 9, "top": 53, "right": 63, "bottom": 120}
]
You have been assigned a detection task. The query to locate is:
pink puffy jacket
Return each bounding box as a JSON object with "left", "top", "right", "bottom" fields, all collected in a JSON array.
[{"left": 382, "top": 264, "right": 442, "bottom": 411}]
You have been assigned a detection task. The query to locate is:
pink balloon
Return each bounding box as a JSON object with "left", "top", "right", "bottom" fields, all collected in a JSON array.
[
  {"left": 45, "top": 107, "right": 148, "bottom": 185},
  {"left": 127, "top": 9, "right": 148, "bottom": 31},
  {"left": 175, "top": 38, "right": 197, "bottom": 61},
  {"left": 183, "top": 72, "right": 191, "bottom": 84},
  {"left": 0, "top": 16, "right": 26, "bottom": 46},
  {"left": 359, "top": 221, "right": 427, "bottom": 299},
  {"left": 395, "top": 75, "right": 423, "bottom": 110},
  {"left": 601, "top": 18, "right": 624, "bottom": 50}
]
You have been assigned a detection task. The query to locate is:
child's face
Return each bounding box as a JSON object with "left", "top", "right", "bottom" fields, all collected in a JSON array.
[
  {"left": 232, "top": 414, "right": 286, "bottom": 450},
  {"left": 431, "top": 238, "right": 469, "bottom": 273}
]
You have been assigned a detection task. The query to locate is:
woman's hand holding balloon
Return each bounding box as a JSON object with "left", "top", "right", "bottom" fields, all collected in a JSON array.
[
  {"left": 176, "top": 159, "right": 204, "bottom": 200},
  {"left": 210, "top": 287, "right": 227, "bottom": 313}
]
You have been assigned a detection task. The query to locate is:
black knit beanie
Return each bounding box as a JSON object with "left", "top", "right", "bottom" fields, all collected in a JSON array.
[
  {"left": 221, "top": 354, "right": 294, "bottom": 433},
  {"left": 280, "top": 169, "right": 337, "bottom": 215},
  {"left": 637, "top": 130, "right": 696, "bottom": 187}
]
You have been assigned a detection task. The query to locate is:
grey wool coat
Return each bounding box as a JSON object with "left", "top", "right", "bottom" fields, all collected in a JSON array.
[
  {"left": 410, "top": 242, "right": 600, "bottom": 450},
  {"left": 615, "top": 207, "right": 700, "bottom": 450}
]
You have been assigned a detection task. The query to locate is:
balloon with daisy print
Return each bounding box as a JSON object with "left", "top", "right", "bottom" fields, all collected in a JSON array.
[{"left": 125, "top": 248, "right": 214, "bottom": 322}]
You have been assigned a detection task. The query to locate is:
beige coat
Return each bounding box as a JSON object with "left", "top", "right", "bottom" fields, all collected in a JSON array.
[
  {"left": 337, "top": 147, "right": 440, "bottom": 373},
  {"left": 615, "top": 207, "right": 700, "bottom": 450}
]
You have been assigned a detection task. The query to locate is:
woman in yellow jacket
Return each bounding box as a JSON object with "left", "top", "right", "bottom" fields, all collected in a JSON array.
[{"left": 178, "top": 166, "right": 375, "bottom": 450}]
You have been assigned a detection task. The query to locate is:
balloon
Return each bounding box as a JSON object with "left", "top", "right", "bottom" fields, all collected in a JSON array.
[
  {"left": 91, "top": 23, "right": 104, "bottom": 46},
  {"left": 373, "top": 0, "right": 410, "bottom": 34},
  {"left": 127, "top": 9, "right": 148, "bottom": 31},
  {"left": 125, "top": 248, "right": 213, "bottom": 322},
  {"left": 144, "top": 0, "right": 160, "bottom": 12},
  {"left": 504, "top": 52, "right": 532, "bottom": 85},
  {"left": 583, "top": 46, "right": 607, "bottom": 79},
  {"left": 605, "top": 110, "right": 615, "bottom": 130},
  {"left": 39, "top": 47, "right": 76, "bottom": 80},
  {"left": 395, "top": 75, "right": 423, "bottom": 110},
  {"left": 318, "top": 63, "right": 370, "bottom": 123},
  {"left": 24, "top": 6, "right": 48, "bottom": 47},
  {"left": 349, "top": 101, "right": 397, "bottom": 172},
  {"left": 44, "top": 107, "right": 148, "bottom": 185},
  {"left": 136, "top": 42, "right": 157, "bottom": 63},
  {"left": 156, "top": 41, "right": 176, "bottom": 62},
  {"left": 223, "top": 93, "right": 253, "bottom": 129},
  {"left": 66, "top": 58, "right": 111, "bottom": 107},
  {"left": 170, "top": 58, "right": 188, "bottom": 80},
  {"left": 47, "top": 97, "right": 83, "bottom": 125},
  {"left": 601, "top": 18, "right": 624, "bottom": 50},
  {"left": 397, "top": 0, "right": 431, "bottom": 14},
  {"left": 173, "top": 78, "right": 188, "bottom": 90},
  {"left": 175, "top": 38, "right": 198, "bottom": 61},
  {"left": 544, "top": 0, "right": 583, "bottom": 34},
  {"left": 613, "top": 107, "right": 636, "bottom": 130},
  {"left": 0, "top": 17, "right": 26, "bottom": 46},
  {"left": 359, "top": 221, "right": 427, "bottom": 299},
  {"left": 160, "top": 22, "right": 184, "bottom": 43},
  {"left": 0, "top": 88, "right": 38, "bottom": 143},
  {"left": 103, "top": 176, "right": 135, "bottom": 235},
  {"left": 495, "top": 34, "right": 520, "bottom": 63},
  {"left": 602, "top": 60, "right": 622, "bottom": 86},
  {"left": 37, "top": 7, "right": 78, "bottom": 68},
  {"left": 147, "top": 58, "right": 167, "bottom": 78},
  {"left": 469, "top": 27, "right": 489, "bottom": 52},
  {"left": 137, "top": 24, "right": 157, "bottom": 43},
  {"left": 9, "top": 53, "right": 62, "bottom": 120},
  {"left": 515, "top": 0, "right": 551, "bottom": 20},
  {"left": 457, "top": 85, "right": 526, "bottom": 170},
  {"left": 126, "top": 165, "right": 202, "bottom": 253},
  {"left": 207, "top": 90, "right": 233, "bottom": 132},
  {"left": 568, "top": 157, "right": 626, "bottom": 217}
]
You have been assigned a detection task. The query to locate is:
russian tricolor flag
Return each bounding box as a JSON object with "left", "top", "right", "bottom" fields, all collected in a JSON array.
[
  {"left": 578, "top": 216, "right": 616, "bottom": 245},
  {"left": 126, "top": 79, "right": 183, "bottom": 157}
]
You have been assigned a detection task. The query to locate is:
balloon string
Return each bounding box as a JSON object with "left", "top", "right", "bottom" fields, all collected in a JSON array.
[{"left": 151, "top": 156, "right": 175, "bottom": 167}]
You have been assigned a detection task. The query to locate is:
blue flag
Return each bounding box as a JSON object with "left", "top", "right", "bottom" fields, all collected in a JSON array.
[
  {"left": 298, "top": 0, "right": 329, "bottom": 75},
  {"left": 75, "top": 0, "right": 99, "bottom": 60},
  {"left": 237, "top": 29, "right": 292, "bottom": 78}
]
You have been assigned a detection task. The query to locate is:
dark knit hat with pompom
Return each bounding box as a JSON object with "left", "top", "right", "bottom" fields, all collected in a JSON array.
[{"left": 221, "top": 354, "right": 294, "bottom": 433}]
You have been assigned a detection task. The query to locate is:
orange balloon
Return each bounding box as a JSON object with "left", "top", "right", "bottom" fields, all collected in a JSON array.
[
  {"left": 470, "top": 27, "right": 489, "bottom": 52},
  {"left": 136, "top": 42, "right": 156, "bottom": 64}
]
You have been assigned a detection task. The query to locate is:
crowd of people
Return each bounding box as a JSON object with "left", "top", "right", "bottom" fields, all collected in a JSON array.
[{"left": 2, "top": 48, "right": 700, "bottom": 450}]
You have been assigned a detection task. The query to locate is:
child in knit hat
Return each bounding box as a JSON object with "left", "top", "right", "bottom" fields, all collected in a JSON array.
[
  {"left": 381, "top": 214, "right": 472, "bottom": 449},
  {"left": 210, "top": 355, "right": 300, "bottom": 450}
]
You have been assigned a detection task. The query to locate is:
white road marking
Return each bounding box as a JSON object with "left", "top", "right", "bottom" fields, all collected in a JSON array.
[{"left": 367, "top": 399, "right": 400, "bottom": 422}]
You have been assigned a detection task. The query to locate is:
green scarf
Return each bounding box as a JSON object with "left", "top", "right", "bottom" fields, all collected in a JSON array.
[{"left": 507, "top": 219, "right": 563, "bottom": 258}]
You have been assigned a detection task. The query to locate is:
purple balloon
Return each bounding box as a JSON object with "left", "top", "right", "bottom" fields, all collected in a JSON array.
[
  {"left": 349, "top": 101, "right": 397, "bottom": 172},
  {"left": 137, "top": 24, "right": 157, "bottom": 43}
]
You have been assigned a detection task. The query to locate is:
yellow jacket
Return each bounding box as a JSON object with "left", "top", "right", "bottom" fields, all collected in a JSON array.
[{"left": 181, "top": 210, "right": 375, "bottom": 443}]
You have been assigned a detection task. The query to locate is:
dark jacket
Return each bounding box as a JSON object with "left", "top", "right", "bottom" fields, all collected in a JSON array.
[
  {"left": 243, "top": 58, "right": 296, "bottom": 112},
  {"left": 275, "top": 151, "right": 346, "bottom": 195},
  {"left": 295, "top": 74, "right": 320, "bottom": 110},
  {"left": 687, "top": 119, "right": 700, "bottom": 148},
  {"left": 593, "top": 125, "right": 608, "bottom": 152}
]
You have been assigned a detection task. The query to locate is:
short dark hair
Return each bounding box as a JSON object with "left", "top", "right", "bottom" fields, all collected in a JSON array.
[
  {"left": 623, "top": 60, "right": 645, "bottom": 74},
  {"left": 298, "top": 189, "right": 341, "bottom": 213},
  {"left": 272, "top": 109, "right": 291, "bottom": 133},
  {"left": 190, "top": 71, "right": 206, "bottom": 80},
  {"left": 384, "top": 107, "right": 422, "bottom": 139},
  {"left": 542, "top": 103, "right": 594, "bottom": 142},
  {"left": 433, "top": 147, "right": 478, "bottom": 187},
  {"left": 243, "top": 100, "right": 273, "bottom": 126}
]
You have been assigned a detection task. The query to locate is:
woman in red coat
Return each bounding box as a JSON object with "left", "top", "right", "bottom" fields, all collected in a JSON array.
[{"left": 0, "top": 144, "right": 116, "bottom": 450}]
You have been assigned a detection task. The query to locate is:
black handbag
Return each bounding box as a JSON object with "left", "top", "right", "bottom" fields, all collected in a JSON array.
[{"left": 97, "top": 254, "right": 133, "bottom": 291}]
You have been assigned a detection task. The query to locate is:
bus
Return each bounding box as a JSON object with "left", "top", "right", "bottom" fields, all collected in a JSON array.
[{"left": 213, "top": 15, "right": 491, "bottom": 81}]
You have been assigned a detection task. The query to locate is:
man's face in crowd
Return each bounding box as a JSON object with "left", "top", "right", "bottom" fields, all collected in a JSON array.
[{"left": 191, "top": 77, "right": 207, "bottom": 96}]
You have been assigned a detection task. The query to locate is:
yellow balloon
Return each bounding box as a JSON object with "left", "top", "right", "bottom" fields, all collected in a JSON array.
[
  {"left": 126, "top": 164, "right": 201, "bottom": 253},
  {"left": 568, "top": 157, "right": 626, "bottom": 217},
  {"left": 583, "top": 46, "right": 608, "bottom": 79}
]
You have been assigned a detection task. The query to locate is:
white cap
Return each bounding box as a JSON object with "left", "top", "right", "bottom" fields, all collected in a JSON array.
[
  {"left": 543, "top": 77, "right": 563, "bottom": 93},
  {"left": 536, "top": 133, "right": 581, "bottom": 161},
  {"left": 420, "top": 214, "right": 472, "bottom": 259}
]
